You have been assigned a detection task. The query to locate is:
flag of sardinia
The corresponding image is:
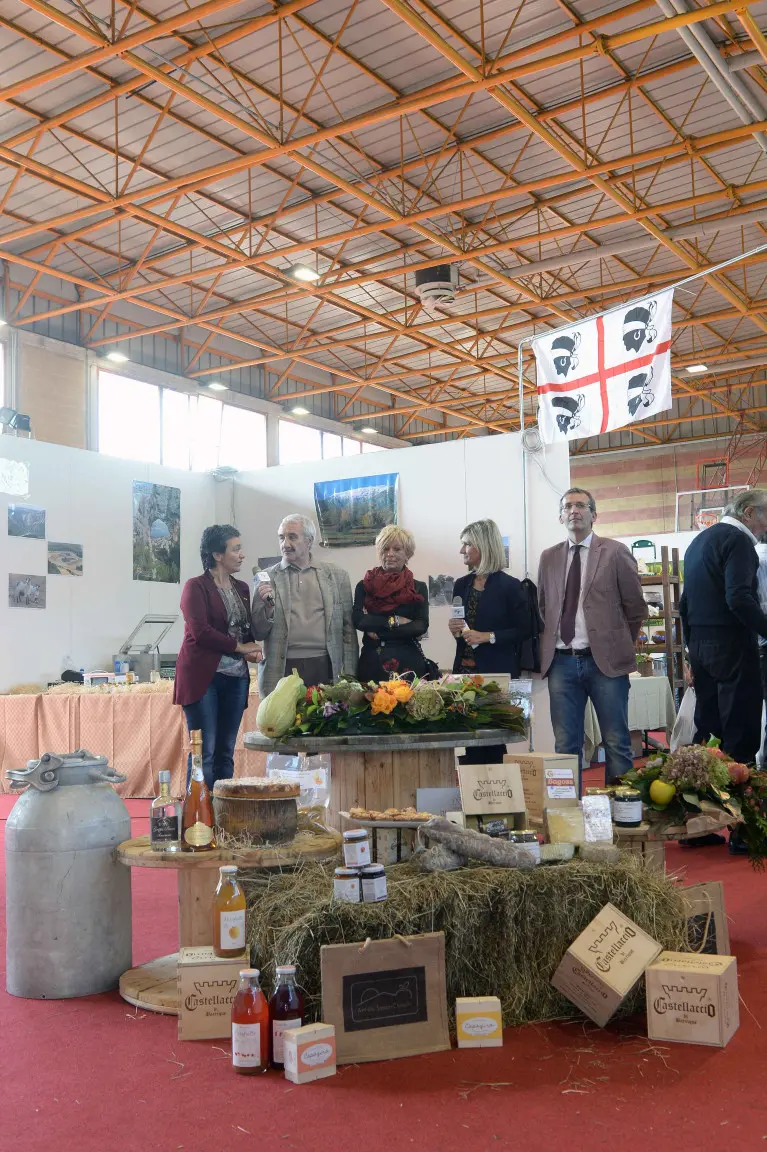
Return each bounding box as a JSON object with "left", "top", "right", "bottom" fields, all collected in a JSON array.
[{"left": 533, "top": 289, "right": 674, "bottom": 444}]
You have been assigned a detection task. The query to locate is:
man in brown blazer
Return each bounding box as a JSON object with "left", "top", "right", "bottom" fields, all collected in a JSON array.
[{"left": 537, "top": 487, "right": 646, "bottom": 782}]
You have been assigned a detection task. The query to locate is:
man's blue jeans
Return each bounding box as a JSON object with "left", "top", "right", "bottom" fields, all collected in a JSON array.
[
  {"left": 547, "top": 651, "right": 633, "bottom": 783},
  {"left": 183, "top": 672, "right": 249, "bottom": 789}
]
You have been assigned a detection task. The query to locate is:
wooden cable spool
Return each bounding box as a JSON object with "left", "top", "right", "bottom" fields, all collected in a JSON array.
[{"left": 212, "top": 777, "right": 300, "bottom": 845}]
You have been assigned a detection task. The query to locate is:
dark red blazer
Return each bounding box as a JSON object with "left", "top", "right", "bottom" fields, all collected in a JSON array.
[{"left": 173, "top": 572, "right": 253, "bottom": 707}]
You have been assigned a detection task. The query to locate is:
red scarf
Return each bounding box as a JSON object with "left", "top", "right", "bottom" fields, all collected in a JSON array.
[{"left": 362, "top": 566, "right": 423, "bottom": 613}]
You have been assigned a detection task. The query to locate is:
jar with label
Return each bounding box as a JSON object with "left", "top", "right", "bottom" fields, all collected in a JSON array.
[
  {"left": 213, "top": 865, "right": 246, "bottom": 957},
  {"left": 333, "top": 866, "right": 361, "bottom": 903},
  {"left": 508, "top": 830, "right": 541, "bottom": 864},
  {"left": 360, "top": 863, "right": 388, "bottom": 902},
  {"left": 269, "top": 964, "right": 305, "bottom": 1069},
  {"left": 612, "top": 787, "right": 643, "bottom": 828},
  {"left": 343, "top": 828, "right": 371, "bottom": 867},
  {"left": 231, "top": 969, "right": 269, "bottom": 1075}
]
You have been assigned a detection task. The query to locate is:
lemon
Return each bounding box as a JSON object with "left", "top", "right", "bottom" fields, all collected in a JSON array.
[{"left": 649, "top": 779, "right": 676, "bottom": 806}]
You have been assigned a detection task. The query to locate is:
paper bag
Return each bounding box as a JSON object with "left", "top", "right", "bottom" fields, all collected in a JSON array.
[
  {"left": 682, "top": 881, "right": 730, "bottom": 956},
  {"left": 320, "top": 932, "right": 450, "bottom": 1064}
]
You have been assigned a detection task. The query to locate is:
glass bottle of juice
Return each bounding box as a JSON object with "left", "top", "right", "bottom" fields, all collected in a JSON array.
[
  {"left": 181, "top": 730, "right": 216, "bottom": 852},
  {"left": 231, "top": 969, "right": 269, "bottom": 1076},
  {"left": 213, "top": 865, "right": 246, "bottom": 957},
  {"left": 269, "top": 965, "right": 305, "bottom": 1069}
]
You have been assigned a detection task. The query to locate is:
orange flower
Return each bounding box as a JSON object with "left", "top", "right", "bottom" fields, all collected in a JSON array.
[
  {"left": 387, "top": 680, "right": 413, "bottom": 703},
  {"left": 371, "top": 689, "right": 397, "bottom": 715}
]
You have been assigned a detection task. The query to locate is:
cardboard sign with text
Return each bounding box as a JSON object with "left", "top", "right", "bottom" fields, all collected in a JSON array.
[
  {"left": 504, "top": 751, "right": 579, "bottom": 823},
  {"left": 457, "top": 762, "right": 526, "bottom": 817},
  {"left": 320, "top": 932, "right": 450, "bottom": 1064},
  {"left": 177, "top": 945, "right": 247, "bottom": 1041},
  {"left": 551, "top": 902, "right": 662, "bottom": 1027},
  {"left": 646, "top": 951, "right": 739, "bottom": 1047}
]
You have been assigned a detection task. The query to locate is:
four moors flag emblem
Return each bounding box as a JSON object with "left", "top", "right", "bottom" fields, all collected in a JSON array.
[{"left": 532, "top": 289, "right": 674, "bottom": 444}]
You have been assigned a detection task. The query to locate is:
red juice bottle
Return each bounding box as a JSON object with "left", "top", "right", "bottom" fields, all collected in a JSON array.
[
  {"left": 269, "top": 965, "right": 305, "bottom": 1069},
  {"left": 231, "top": 969, "right": 269, "bottom": 1075}
]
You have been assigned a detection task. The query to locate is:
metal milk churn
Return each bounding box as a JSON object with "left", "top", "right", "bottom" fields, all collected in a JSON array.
[{"left": 5, "top": 750, "right": 132, "bottom": 999}]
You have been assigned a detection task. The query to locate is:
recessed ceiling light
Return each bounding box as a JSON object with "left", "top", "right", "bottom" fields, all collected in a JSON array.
[
  {"left": 206, "top": 381, "right": 228, "bottom": 392},
  {"left": 106, "top": 350, "right": 129, "bottom": 364},
  {"left": 361, "top": 427, "right": 377, "bottom": 434},
  {"left": 291, "top": 406, "right": 309, "bottom": 416},
  {"left": 685, "top": 364, "right": 709, "bottom": 375},
  {"left": 289, "top": 264, "right": 320, "bottom": 282}
]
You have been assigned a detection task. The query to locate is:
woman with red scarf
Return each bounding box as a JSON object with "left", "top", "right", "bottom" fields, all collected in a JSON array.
[{"left": 353, "top": 526, "right": 430, "bottom": 681}]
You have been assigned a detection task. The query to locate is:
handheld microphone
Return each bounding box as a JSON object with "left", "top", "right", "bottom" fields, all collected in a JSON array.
[
  {"left": 254, "top": 569, "right": 275, "bottom": 604},
  {"left": 450, "top": 595, "right": 465, "bottom": 621}
]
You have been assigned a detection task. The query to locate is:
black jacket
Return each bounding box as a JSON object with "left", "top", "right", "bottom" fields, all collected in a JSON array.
[
  {"left": 679, "top": 521, "right": 767, "bottom": 641},
  {"left": 451, "top": 570, "right": 531, "bottom": 676}
]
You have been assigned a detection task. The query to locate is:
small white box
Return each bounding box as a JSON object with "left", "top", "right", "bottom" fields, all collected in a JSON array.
[
  {"left": 645, "top": 951, "right": 739, "bottom": 1048},
  {"left": 456, "top": 996, "right": 503, "bottom": 1048},
  {"left": 283, "top": 1022, "right": 337, "bottom": 1083}
]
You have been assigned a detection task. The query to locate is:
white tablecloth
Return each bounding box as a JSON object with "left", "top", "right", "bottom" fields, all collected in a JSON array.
[{"left": 584, "top": 674, "right": 676, "bottom": 761}]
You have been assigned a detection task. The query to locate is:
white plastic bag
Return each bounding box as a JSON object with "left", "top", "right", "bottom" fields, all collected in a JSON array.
[
  {"left": 265, "top": 752, "right": 330, "bottom": 809},
  {"left": 670, "top": 687, "right": 696, "bottom": 752}
]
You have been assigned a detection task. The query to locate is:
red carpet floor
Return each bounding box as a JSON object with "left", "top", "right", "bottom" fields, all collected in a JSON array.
[{"left": 2, "top": 794, "right": 765, "bottom": 1152}]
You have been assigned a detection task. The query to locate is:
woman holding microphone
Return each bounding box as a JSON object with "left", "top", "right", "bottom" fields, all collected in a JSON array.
[{"left": 448, "top": 519, "right": 529, "bottom": 762}]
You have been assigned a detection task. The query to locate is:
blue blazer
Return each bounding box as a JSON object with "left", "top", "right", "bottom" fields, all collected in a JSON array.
[{"left": 451, "top": 570, "right": 530, "bottom": 676}]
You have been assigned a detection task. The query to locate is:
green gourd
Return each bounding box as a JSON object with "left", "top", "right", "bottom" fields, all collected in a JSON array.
[{"left": 256, "top": 670, "right": 305, "bottom": 738}]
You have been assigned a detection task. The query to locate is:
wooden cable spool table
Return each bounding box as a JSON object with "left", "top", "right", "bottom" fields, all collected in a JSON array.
[
  {"left": 242, "top": 729, "right": 526, "bottom": 830},
  {"left": 117, "top": 832, "right": 340, "bottom": 1014}
]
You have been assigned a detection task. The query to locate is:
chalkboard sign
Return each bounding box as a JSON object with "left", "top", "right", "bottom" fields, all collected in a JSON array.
[
  {"left": 343, "top": 966, "right": 428, "bottom": 1032},
  {"left": 321, "top": 933, "right": 450, "bottom": 1064}
]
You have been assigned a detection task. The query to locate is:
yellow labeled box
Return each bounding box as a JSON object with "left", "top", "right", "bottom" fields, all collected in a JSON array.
[
  {"left": 551, "top": 902, "right": 661, "bottom": 1028},
  {"left": 177, "top": 945, "right": 247, "bottom": 1041},
  {"left": 456, "top": 997, "right": 503, "bottom": 1048},
  {"left": 646, "top": 952, "right": 739, "bottom": 1048},
  {"left": 283, "top": 1022, "right": 337, "bottom": 1084}
]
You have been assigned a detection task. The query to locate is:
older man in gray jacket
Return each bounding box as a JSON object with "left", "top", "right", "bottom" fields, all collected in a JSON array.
[{"left": 251, "top": 514, "right": 358, "bottom": 696}]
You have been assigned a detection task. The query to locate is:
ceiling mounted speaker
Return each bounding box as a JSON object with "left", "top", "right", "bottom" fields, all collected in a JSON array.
[{"left": 414, "top": 264, "right": 458, "bottom": 307}]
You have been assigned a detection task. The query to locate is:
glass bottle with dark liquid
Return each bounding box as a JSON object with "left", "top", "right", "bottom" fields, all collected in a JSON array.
[
  {"left": 181, "top": 729, "right": 216, "bottom": 852},
  {"left": 231, "top": 969, "right": 269, "bottom": 1075},
  {"left": 269, "top": 964, "right": 305, "bottom": 1069}
]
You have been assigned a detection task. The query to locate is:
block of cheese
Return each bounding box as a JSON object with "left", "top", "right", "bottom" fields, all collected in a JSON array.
[
  {"left": 545, "top": 806, "right": 585, "bottom": 845},
  {"left": 456, "top": 997, "right": 503, "bottom": 1048}
]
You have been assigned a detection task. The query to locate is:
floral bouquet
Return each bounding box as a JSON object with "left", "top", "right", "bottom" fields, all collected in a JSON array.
[
  {"left": 622, "top": 738, "right": 767, "bottom": 867},
  {"left": 286, "top": 672, "right": 526, "bottom": 741}
]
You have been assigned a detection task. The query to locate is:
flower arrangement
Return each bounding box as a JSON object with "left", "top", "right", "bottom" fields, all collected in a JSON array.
[
  {"left": 622, "top": 738, "right": 767, "bottom": 867},
  {"left": 278, "top": 672, "right": 526, "bottom": 741}
]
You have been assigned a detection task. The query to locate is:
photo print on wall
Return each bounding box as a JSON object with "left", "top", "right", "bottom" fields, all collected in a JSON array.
[
  {"left": 48, "top": 542, "right": 83, "bottom": 576},
  {"left": 132, "top": 481, "right": 180, "bottom": 583},
  {"left": 9, "top": 573, "right": 46, "bottom": 609},
  {"left": 8, "top": 504, "right": 45, "bottom": 539}
]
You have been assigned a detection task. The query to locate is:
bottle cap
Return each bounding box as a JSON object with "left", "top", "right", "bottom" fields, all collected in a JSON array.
[
  {"left": 240, "top": 968, "right": 260, "bottom": 979},
  {"left": 220, "top": 865, "right": 238, "bottom": 874},
  {"left": 158, "top": 770, "right": 171, "bottom": 783},
  {"left": 276, "top": 965, "right": 297, "bottom": 975}
]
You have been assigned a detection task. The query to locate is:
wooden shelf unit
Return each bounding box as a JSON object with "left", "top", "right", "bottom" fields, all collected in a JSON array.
[{"left": 639, "top": 546, "right": 686, "bottom": 705}]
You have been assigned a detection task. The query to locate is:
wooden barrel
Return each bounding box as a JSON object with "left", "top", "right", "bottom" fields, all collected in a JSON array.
[{"left": 212, "top": 778, "right": 299, "bottom": 845}]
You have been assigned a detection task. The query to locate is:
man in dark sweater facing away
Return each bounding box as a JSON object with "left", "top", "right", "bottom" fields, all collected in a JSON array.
[{"left": 680, "top": 489, "right": 767, "bottom": 765}]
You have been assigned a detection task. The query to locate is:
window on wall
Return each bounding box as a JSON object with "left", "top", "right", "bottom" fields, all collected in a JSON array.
[
  {"left": 342, "top": 437, "right": 361, "bottom": 455},
  {"left": 321, "top": 432, "right": 343, "bottom": 459},
  {"left": 0, "top": 341, "right": 4, "bottom": 408},
  {"left": 362, "top": 440, "right": 385, "bottom": 453},
  {"left": 279, "top": 420, "right": 322, "bottom": 465},
  {"left": 97, "top": 370, "right": 266, "bottom": 471}
]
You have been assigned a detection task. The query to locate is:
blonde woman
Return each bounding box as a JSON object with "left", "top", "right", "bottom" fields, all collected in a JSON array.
[
  {"left": 448, "top": 519, "right": 529, "bottom": 678},
  {"left": 353, "top": 526, "right": 430, "bottom": 680}
]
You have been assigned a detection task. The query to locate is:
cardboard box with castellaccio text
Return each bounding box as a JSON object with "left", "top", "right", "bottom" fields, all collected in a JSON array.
[
  {"left": 177, "top": 945, "right": 248, "bottom": 1041},
  {"left": 503, "top": 752, "right": 579, "bottom": 824},
  {"left": 645, "top": 952, "right": 739, "bottom": 1048},
  {"left": 551, "top": 902, "right": 662, "bottom": 1028}
]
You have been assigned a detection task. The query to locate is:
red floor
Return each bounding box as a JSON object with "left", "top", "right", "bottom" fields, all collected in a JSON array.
[{"left": 1, "top": 793, "right": 765, "bottom": 1152}]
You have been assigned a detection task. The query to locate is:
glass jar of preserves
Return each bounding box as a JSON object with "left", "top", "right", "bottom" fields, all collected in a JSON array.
[{"left": 612, "top": 787, "right": 643, "bottom": 828}]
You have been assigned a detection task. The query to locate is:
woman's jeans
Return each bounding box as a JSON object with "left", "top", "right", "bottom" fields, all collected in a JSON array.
[
  {"left": 183, "top": 672, "right": 249, "bottom": 789},
  {"left": 547, "top": 650, "right": 632, "bottom": 784}
]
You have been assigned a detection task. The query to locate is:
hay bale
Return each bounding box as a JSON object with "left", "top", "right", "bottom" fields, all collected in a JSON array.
[{"left": 242, "top": 858, "right": 687, "bottom": 1027}]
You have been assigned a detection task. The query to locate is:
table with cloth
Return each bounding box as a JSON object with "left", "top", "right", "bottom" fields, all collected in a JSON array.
[
  {"left": 583, "top": 673, "right": 676, "bottom": 763},
  {"left": 0, "top": 686, "right": 266, "bottom": 797}
]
